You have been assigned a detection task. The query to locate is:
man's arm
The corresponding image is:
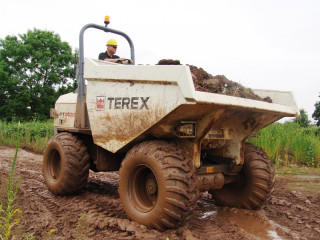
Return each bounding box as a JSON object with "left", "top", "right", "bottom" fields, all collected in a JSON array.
[{"left": 104, "top": 58, "right": 128, "bottom": 63}]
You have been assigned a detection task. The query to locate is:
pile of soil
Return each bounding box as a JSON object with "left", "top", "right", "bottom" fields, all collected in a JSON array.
[{"left": 157, "top": 59, "right": 272, "bottom": 103}]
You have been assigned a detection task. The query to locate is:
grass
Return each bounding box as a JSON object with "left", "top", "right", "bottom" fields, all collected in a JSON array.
[
  {"left": 0, "top": 120, "right": 319, "bottom": 168},
  {"left": 248, "top": 122, "right": 320, "bottom": 167},
  {"left": 286, "top": 180, "right": 320, "bottom": 195},
  {"left": 0, "top": 120, "right": 53, "bottom": 153},
  {"left": 275, "top": 166, "right": 320, "bottom": 175}
]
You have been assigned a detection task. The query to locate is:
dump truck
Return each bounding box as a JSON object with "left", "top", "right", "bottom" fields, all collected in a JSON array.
[{"left": 42, "top": 17, "right": 300, "bottom": 231}]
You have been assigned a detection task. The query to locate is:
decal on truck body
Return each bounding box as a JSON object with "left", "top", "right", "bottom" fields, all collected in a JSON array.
[
  {"left": 96, "top": 96, "right": 150, "bottom": 110},
  {"left": 59, "top": 112, "right": 75, "bottom": 117},
  {"left": 96, "top": 96, "right": 106, "bottom": 110}
]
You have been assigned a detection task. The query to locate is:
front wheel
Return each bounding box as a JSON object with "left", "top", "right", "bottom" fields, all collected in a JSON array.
[
  {"left": 43, "top": 132, "right": 90, "bottom": 195},
  {"left": 118, "top": 140, "right": 198, "bottom": 231},
  {"left": 211, "top": 143, "right": 275, "bottom": 209}
]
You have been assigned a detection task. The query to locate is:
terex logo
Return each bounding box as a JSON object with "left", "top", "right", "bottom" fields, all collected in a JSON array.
[{"left": 106, "top": 97, "right": 150, "bottom": 110}]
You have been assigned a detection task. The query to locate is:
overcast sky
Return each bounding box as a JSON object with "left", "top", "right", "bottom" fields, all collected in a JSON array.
[{"left": 1, "top": 0, "right": 319, "bottom": 122}]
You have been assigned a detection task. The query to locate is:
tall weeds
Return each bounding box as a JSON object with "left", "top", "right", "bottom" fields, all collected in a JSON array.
[
  {"left": 0, "top": 120, "right": 319, "bottom": 167},
  {"left": 0, "top": 123, "right": 22, "bottom": 239},
  {"left": 248, "top": 122, "right": 320, "bottom": 167},
  {"left": 0, "top": 120, "right": 53, "bottom": 153}
]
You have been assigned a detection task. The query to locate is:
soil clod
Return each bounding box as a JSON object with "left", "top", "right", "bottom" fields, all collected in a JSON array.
[{"left": 157, "top": 59, "right": 272, "bottom": 103}]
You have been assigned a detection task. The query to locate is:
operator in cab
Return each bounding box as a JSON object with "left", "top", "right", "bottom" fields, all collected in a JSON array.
[{"left": 98, "top": 39, "right": 132, "bottom": 64}]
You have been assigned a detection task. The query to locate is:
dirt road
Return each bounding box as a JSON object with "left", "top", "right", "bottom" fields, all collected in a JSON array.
[{"left": 0, "top": 146, "right": 319, "bottom": 240}]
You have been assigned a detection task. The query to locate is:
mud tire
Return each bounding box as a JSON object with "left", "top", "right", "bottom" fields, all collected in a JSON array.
[
  {"left": 211, "top": 143, "right": 275, "bottom": 209},
  {"left": 118, "top": 140, "right": 198, "bottom": 231},
  {"left": 43, "top": 132, "right": 90, "bottom": 195}
]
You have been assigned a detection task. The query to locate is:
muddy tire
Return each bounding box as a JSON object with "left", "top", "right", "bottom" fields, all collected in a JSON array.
[
  {"left": 211, "top": 143, "right": 275, "bottom": 209},
  {"left": 118, "top": 140, "right": 198, "bottom": 231},
  {"left": 43, "top": 132, "right": 90, "bottom": 195}
]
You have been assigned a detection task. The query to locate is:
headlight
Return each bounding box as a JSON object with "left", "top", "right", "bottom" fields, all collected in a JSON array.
[{"left": 174, "top": 121, "right": 196, "bottom": 138}]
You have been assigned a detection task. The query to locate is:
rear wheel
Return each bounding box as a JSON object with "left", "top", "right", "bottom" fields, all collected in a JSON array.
[
  {"left": 43, "top": 132, "right": 90, "bottom": 195},
  {"left": 119, "top": 140, "right": 198, "bottom": 231},
  {"left": 211, "top": 143, "right": 275, "bottom": 209}
]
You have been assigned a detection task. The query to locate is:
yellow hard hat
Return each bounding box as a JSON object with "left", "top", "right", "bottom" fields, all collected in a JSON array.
[{"left": 106, "top": 39, "right": 117, "bottom": 46}]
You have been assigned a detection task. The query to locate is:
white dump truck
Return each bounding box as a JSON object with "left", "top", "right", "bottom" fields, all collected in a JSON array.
[{"left": 43, "top": 18, "right": 299, "bottom": 231}]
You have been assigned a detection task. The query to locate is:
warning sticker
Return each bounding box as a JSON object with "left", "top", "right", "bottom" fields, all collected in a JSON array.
[{"left": 96, "top": 96, "right": 105, "bottom": 110}]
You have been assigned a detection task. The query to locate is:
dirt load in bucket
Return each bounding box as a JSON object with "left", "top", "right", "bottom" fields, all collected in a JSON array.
[{"left": 157, "top": 59, "right": 272, "bottom": 103}]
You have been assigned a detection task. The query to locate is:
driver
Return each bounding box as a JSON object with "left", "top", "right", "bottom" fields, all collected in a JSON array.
[{"left": 98, "top": 39, "right": 132, "bottom": 63}]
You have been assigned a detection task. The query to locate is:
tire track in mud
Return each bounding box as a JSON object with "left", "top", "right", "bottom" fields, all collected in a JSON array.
[
  {"left": 21, "top": 174, "right": 129, "bottom": 238},
  {"left": 0, "top": 147, "right": 239, "bottom": 239},
  {"left": 1, "top": 146, "right": 319, "bottom": 239},
  {"left": 18, "top": 164, "right": 124, "bottom": 220},
  {"left": 0, "top": 147, "right": 179, "bottom": 239},
  {"left": 0, "top": 147, "right": 220, "bottom": 239},
  {"left": 0, "top": 147, "right": 127, "bottom": 238}
]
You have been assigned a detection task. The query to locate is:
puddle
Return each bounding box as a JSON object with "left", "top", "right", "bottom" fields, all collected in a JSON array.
[
  {"left": 268, "top": 229, "right": 282, "bottom": 239},
  {"left": 200, "top": 210, "right": 217, "bottom": 219},
  {"left": 217, "top": 209, "right": 282, "bottom": 240},
  {"left": 193, "top": 197, "right": 283, "bottom": 239}
]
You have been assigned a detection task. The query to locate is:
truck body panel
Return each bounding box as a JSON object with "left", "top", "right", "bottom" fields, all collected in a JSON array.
[{"left": 54, "top": 58, "right": 299, "bottom": 160}]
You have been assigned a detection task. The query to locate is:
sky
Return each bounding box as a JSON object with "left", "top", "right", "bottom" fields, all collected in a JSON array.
[{"left": 1, "top": 0, "right": 319, "bottom": 122}]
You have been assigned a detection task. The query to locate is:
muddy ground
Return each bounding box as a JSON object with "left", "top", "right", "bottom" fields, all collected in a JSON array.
[{"left": 0, "top": 146, "right": 319, "bottom": 240}]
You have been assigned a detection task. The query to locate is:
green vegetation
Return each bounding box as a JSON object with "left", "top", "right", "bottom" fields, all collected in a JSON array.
[
  {"left": 0, "top": 120, "right": 320, "bottom": 168},
  {"left": 313, "top": 93, "right": 320, "bottom": 126},
  {"left": 293, "top": 109, "right": 311, "bottom": 128},
  {"left": 248, "top": 122, "right": 320, "bottom": 167},
  {"left": 0, "top": 120, "right": 53, "bottom": 153},
  {"left": 0, "top": 29, "right": 76, "bottom": 121},
  {"left": 0, "top": 125, "right": 21, "bottom": 240}
]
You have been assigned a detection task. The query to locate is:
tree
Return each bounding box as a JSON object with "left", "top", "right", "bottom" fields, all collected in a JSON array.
[
  {"left": 293, "top": 109, "right": 311, "bottom": 128},
  {"left": 312, "top": 93, "right": 320, "bottom": 126},
  {"left": 0, "top": 29, "right": 76, "bottom": 120}
]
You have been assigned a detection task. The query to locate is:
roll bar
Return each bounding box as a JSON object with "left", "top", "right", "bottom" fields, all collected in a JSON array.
[{"left": 75, "top": 23, "right": 135, "bottom": 129}]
